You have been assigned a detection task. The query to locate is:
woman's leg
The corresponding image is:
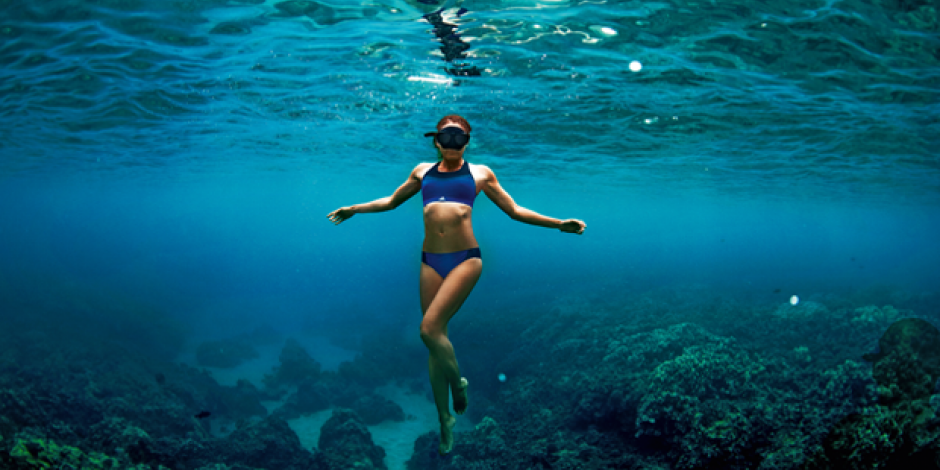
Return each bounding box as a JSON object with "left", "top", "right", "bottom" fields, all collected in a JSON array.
[{"left": 419, "top": 257, "right": 482, "bottom": 454}]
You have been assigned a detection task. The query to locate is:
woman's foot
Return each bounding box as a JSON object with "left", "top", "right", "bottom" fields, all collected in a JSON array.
[
  {"left": 438, "top": 415, "right": 457, "bottom": 455},
  {"left": 453, "top": 377, "right": 469, "bottom": 415}
]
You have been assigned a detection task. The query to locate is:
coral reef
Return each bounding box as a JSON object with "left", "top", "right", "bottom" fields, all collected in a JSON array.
[
  {"left": 2, "top": 282, "right": 937, "bottom": 469},
  {"left": 402, "top": 287, "right": 939, "bottom": 469},
  {"left": 264, "top": 338, "right": 323, "bottom": 388},
  {"left": 314, "top": 408, "right": 387, "bottom": 470},
  {"left": 0, "top": 331, "right": 295, "bottom": 469},
  {"left": 272, "top": 378, "right": 331, "bottom": 419},
  {"left": 852, "top": 305, "right": 906, "bottom": 326},
  {"left": 263, "top": 341, "right": 403, "bottom": 425},
  {"left": 7, "top": 435, "right": 129, "bottom": 469},
  {"left": 636, "top": 341, "right": 875, "bottom": 468},
  {"left": 801, "top": 317, "right": 940, "bottom": 467},
  {"left": 349, "top": 393, "right": 406, "bottom": 425},
  {"left": 220, "top": 416, "right": 318, "bottom": 469}
]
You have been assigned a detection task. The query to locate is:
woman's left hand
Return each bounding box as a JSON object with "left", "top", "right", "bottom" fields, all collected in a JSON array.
[{"left": 559, "top": 219, "right": 586, "bottom": 234}]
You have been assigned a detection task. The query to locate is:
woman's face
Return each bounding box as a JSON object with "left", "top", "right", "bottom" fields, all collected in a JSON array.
[{"left": 434, "top": 122, "right": 469, "bottom": 156}]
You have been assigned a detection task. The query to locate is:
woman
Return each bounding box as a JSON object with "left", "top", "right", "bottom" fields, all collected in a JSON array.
[{"left": 327, "top": 115, "right": 586, "bottom": 455}]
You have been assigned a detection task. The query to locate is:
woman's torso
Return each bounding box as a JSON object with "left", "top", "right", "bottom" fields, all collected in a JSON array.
[{"left": 419, "top": 161, "right": 485, "bottom": 253}]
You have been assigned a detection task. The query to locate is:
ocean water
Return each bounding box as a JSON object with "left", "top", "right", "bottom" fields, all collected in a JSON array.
[{"left": 1, "top": 0, "right": 939, "bottom": 468}]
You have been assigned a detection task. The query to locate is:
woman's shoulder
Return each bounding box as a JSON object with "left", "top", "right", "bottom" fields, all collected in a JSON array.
[
  {"left": 412, "top": 162, "right": 437, "bottom": 179},
  {"left": 468, "top": 163, "right": 495, "bottom": 180}
]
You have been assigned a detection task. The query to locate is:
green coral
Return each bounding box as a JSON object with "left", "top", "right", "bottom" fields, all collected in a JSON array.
[
  {"left": 474, "top": 416, "right": 503, "bottom": 438},
  {"left": 898, "top": 6, "right": 938, "bottom": 32},
  {"left": 637, "top": 340, "right": 768, "bottom": 468},
  {"left": 10, "top": 437, "right": 119, "bottom": 469},
  {"left": 793, "top": 346, "right": 812, "bottom": 363},
  {"left": 851, "top": 305, "right": 904, "bottom": 325},
  {"left": 7, "top": 436, "right": 163, "bottom": 470}
]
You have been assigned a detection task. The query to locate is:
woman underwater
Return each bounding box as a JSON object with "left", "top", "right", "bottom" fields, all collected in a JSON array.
[{"left": 327, "top": 115, "right": 586, "bottom": 455}]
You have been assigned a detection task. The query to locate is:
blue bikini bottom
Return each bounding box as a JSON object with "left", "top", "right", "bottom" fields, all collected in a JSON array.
[{"left": 421, "top": 247, "right": 482, "bottom": 279}]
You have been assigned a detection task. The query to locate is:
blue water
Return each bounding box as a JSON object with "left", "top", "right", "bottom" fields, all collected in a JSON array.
[{"left": 1, "top": 0, "right": 939, "bottom": 468}]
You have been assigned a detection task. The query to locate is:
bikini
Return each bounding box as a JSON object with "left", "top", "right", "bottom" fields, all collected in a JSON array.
[{"left": 421, "top": 161, "right": 481, "bottom": 278}]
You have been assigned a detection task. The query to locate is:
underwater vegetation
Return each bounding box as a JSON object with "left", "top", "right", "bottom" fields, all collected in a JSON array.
[
  {"left": 1, "top": 284, "right": 938, "bottom": 468},
  {"left": 406, "top": 287, "right": 940, "bottom": 469}
]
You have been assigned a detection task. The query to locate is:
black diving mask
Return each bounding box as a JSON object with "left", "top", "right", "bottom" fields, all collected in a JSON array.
[{"left": 425, "top": 127, "right": 470, "bottom": 149}]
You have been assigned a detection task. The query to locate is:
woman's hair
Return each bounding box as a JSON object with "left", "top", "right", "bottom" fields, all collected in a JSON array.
[{"left": 437, "top": 114, "right": 472, "bottom": 133}]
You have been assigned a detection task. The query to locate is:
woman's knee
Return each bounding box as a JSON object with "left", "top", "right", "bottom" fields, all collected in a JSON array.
[{"left": 419, "top": 321, "right": 444, "bottom": 346}]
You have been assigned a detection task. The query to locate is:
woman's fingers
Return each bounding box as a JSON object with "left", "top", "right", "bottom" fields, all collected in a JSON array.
[
  {"left": 327, "top": 209, "right": 343, "bottom": 224},
  {"left": 327, "top": 208, "right": 352, "bottom": 225},
  {"left": 561, "top": 219, "right": 585, "bottom": 234}
]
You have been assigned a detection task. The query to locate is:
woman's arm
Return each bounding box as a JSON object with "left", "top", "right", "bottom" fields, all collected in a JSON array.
[
  {"left": 327, "top": 164, "right": 429, "bottom": 225},
  {"left": 480, "top": 165, "right": 586, "bottom": 234}
]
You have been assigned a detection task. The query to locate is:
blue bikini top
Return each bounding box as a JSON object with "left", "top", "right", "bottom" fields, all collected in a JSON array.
[{"left": 422, "top": 162, "right": 477, "bottom": 207}]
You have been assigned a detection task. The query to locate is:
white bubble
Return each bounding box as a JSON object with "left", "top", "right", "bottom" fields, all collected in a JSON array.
[
  {"left": 790, "top": 295, "right": 799, "bottom": 306},
  {"left": 498, "top": 373, "right": 507, "bottom": 382},
  {"left": 629, "top": 61, "right": 642, "bottom": 72}
]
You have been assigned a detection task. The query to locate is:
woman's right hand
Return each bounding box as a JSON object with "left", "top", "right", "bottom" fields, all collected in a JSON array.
[{"left": 327, "top": 206, "right": 355, "bottom": 225}]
